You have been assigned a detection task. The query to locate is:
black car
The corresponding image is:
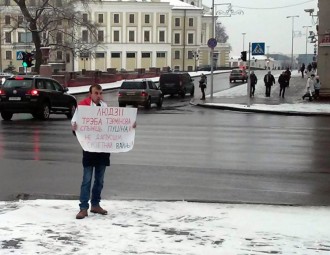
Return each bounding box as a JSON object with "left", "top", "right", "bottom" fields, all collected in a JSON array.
[
  {"left": 159, "top": 72, "right": 194, "bottom": 98},
  {"left": 118, "top": 80, "right": 163, "bottom": 109},
  {"left": 0, "top": 75, "right": 77, "bottom": 120}
]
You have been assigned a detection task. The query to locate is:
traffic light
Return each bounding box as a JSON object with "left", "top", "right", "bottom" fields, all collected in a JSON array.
[
  {"left": 26, "top": 52, "right": 35, "bottom": 67},
  {"left": 241, "top": 51, "right": 247, "bottom": 62},
  {"left": 22, "top": 52, "right": 28, "bottom": 67}
]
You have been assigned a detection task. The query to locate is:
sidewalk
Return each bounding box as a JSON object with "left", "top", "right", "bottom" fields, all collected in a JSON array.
[{"left": 192, "top": 72, "right": 330, "bottom": 116}]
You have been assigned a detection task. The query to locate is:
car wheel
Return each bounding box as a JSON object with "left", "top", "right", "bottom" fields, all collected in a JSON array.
[
  {"left": 38, "top": 102, "right": 50, "bottom": 120},
  {"left": 119, "top": 103, "right": 126, "bottom": 107},
  {"left": 66, "top": 103, "right": 76, "bottom": 119},
  {"left": 156, "top": 96, "right": 163, "bottom": 108},
  {"left": 190, "top": 87, "right": 195, "bottom": 96},
  {"left": 145, "top": 97, "right": 151, "bottom": 109},
  {"left": 1, "top": 111, "right": 13, "bottom": 121}
]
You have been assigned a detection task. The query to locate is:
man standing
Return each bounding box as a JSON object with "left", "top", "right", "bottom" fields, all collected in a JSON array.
[
  {"left": 249, "top": 71, "right": 258, "bottom": 97},
  {"left": 199, "top": 73, "right": 207, "bottom": 100},
  {"left": 263, "top": 71, "right": 275, "bottom": 97},
  {"left": 71, "top": 84, "right": 110, "bottom": 219},
  {"left": 278, "top": 71, "right": 288, "bottom": 98},
  {"left": 303, "top": 73, "right": 316, "bottom": 101},
  {"left": 300, "top": 63, "right": 305, "bottom": 78}
]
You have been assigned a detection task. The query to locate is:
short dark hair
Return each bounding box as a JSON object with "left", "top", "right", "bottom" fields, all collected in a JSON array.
[{"left": 89, "top": 84, "right": 102, "bottom": 93}]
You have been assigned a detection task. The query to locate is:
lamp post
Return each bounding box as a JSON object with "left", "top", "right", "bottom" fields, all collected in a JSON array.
[
  {"left": 286, "top": 15, "right": 299, "bottom": 70},
  {"left": 303, "top": 25, "right": 312, "bottom": 65},
  {"left": 242, "top": 33, "right": 246, "bottom": 51}
]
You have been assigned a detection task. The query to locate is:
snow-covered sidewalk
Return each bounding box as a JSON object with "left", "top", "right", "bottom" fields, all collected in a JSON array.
[{"left": 0, "top": 199, "right": 330, "bottom": 255}]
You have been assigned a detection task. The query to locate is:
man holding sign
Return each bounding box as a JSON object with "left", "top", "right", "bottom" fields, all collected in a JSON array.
[{"left": 72, "top": 84, "right": 137, "bottom": 219}]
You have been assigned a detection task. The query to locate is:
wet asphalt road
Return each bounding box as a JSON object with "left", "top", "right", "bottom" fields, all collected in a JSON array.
[{"left": 1, "top": 72, "right": 330, "bottom": 205}]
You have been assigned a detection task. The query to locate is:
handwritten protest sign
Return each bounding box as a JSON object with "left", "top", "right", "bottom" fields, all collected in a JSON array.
[{"left": 75, "top": 106, "right": 137, "bottom": 153}]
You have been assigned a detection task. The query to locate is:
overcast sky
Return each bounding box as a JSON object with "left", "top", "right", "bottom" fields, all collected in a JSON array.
[{"left": 203, "top": 0, "right": 318, "bottom": 57}]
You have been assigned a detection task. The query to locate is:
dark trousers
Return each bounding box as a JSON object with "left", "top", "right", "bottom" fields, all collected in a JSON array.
[
  {"left": 279, "top": 86, "right": 286, "bottom": 98},
  {"left": 200, "top": 87, "right": 205, "bottom": 100},
  {"left": 315, "top": 89, "right": 320, "bottom": 99},
  {"left": 265, "top": 85, "right": 271, "bottom": 97},
  {"left": 301, "top": 71, "right": 305, "bottom": 78},
  {"left": 250, "top": 84, "right": 255, "bottom": 97}
]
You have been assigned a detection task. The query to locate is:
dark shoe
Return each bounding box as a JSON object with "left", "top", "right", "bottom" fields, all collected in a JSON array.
[
  {"left": 91, "top": 206, "right": 108, "bottom": 215},
  {"left": 76, "top": 209, "right": 88, "bottom": 219}
]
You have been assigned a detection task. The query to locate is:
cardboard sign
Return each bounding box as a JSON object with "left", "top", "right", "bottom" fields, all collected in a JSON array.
[{"left": 75, "top": 106, "right": 137, "bottom": 153}]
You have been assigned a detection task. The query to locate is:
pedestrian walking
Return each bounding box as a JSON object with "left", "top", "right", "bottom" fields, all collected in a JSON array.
[
  {"left": 263, "top": 71, "right": 275, "bottom": 97},
  {"left": 302, "top": 73, "right": 316, "bottom": 101},
  {"left": 300, "top": 63, "right": 305, "bottom": 78},
  {"left": 314, "top": 76, "right": 321, "bottom": 99},
  {"left": 278, "top": 71, "right": 288, "bottom": 98},
  {"left": 284, "top": 68, "right": 291, "bottom": 87},
  {"left": 249, "top": 71, "right": 258, "bottom": 97},
  {"left": 199, "top": 73, "right": 207, "bottom": 100}
]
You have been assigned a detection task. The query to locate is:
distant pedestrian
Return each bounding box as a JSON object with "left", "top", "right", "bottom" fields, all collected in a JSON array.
[
  {"left": 199, "top": 73, "right": 207, "bottom": 100},
  {"left": 278, "top": 71, "right": 288, "bottom": 98},
  {"left": 284, "top": 68, "right": 291, "bottom": 87},
  {"left": 249, "top": 71, "right": 258, "bottom": 97},
  {"left": 263, "top": 71, "right": 275, "bottom": 97},
  {"left": 314, "top": 76, "right": 321, "bottom": 99},
  {"left": 300, "top": 63, "right": 305, "bottom": 78},
  {"left": 302, "top": 73, "right": 316, "bottom": 101}
]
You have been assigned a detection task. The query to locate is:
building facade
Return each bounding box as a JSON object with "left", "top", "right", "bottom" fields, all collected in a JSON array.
[{"left": 0, "top": 0, "right": 230, "bottom": 73}]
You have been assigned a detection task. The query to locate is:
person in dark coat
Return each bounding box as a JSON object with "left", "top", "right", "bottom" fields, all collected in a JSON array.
[
  {"left": 263, "top": 71, "right": 275, "bottom": 97},
  {"left": 284, "top": 68, "right": 291, "bottom": 87},
  {"left": 278, "top": 71, "right": 288, "bottom": 98},
  {"left": 300, "top": 63, "right": 305, "bottom": 78},
  {"left": 199, "top": 73, "right": 207, "bottom": 100},
  {"left": 249, "top": 71, "right": 258, "bottom": 97}
]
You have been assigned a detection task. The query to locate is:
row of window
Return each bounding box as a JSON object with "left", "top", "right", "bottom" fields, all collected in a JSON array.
[{"left": 81, "top": 30, "right": 196, "bottom": 44}]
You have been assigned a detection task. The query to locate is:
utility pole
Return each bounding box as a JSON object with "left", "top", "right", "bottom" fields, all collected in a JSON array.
[
  {"left": 303, "top": 25, "right": 312, "bottom": 65},
  {"left": 286, "top": 15, "right": 299, "bottom": 70}
]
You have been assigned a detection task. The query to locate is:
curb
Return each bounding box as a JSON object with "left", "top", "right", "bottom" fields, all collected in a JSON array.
[{"left": 190, "top": 100, "right": 330, "bottom": 117}]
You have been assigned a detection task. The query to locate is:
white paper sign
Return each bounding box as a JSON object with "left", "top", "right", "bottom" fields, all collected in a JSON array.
[{"left": 75, "top": 106, "right": 137, "bottom": 153}]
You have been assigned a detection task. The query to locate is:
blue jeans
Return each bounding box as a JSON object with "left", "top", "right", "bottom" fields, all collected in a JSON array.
[{"left": 79, "top": 165, "right": 106, "bottom": 210}]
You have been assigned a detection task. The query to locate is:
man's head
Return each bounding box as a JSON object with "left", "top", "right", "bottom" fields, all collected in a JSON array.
[
  {"left": 311, "top": 73, "right": 315, "bottom": 78},
  {"left": 89, "top": 84, "right": 103, "bottom": 105},
  {"left": 268, "top": 71, "right": 271, "bottom": 74}
]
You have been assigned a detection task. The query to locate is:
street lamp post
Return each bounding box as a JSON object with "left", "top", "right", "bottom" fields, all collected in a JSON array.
[
  {"left": 286, "top": 15, "right": 299, "bottom": 70},
  {"left": 303, "top": 25, "right": 312, "bottom": 65},
  {"left": 242, "top": 33, "right": 246, "bottom": 51}
]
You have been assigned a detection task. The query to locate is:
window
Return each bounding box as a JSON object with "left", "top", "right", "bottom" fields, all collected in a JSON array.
[
  {"left": 145, "top": 14, "right": 150, "bottom": 24},
  {"left": 127, "top": 53, "right": 135, "bottom": 58},
  {"left": 144, "top": 31, "right": 150, "bottom": 42},
  {"left": 175, "top": 18, "right": 180, "bottom": 27},
  {"left": 96, "top": 53, "right": 105, "bottom": 58},
  {"left": 98, "top": 30, "right": 104, "bottom": 42},
  {"left": 174, "top": 51, "right": 180, "bottom": 59},
  {"left": 56, "top": 51, "right": 63, "bottom": 60},
  {"left": 18, "top": 16, "right": 23, "bottom": 26},
  {"left": 44, "top": 80, "right": 55, "bottom": 90},
  {"left": 66, "top": 53, "right": 70, "bottom": 63},
  {"left": 5, "top": 32, "right": 11, "bottom": 43},
  {"left": 189, "top": 18, "right": 193, "bottom": 27},
  {"left": 98, "top": 14, "right": 103, "bottom": 23},
  {"left": 188, "top": 51, "right": 193, "bottom": 59},
  {"left": 82, "top": 13, "right": 88, "bottom": 23},
  {"left": 129, "top": 31, "right": 135, "bottom": 42},
  {"left": 5, "top": 15, "right": 10, "bottom": 25},
  {"left": 5, "top": 51, "right": 12, "bottom": 60},
  {"left": 56, "top": 32, "right": 63, "bottom": 44},
  {"left": 111, "top": 52, "right": 120, "bottom": 58},
  {"left": 159, "top": 31, "right": 165, "bottom": 42},
  {"left": 113, "top": 30, "right": 119, "bottom": 42},
  {"left": 129, "top": 14, "right": 134, "bottom": 24},
  {"left": 188, "top": 33, "right": 194, "bottom": 44},
  {"left": 174, "top": 33, "right": 180, "bottom": 44},
  {"left": 82, "top": 30, "right": 88, "bottom": 42},
  {"left": 114, "top": 13, "right": 119, "bottom": 23},
  {"left": 160, "top": 14, "right": 165, "bottom": 24},
  {"left": 157, "top": 52, "right": 165, "bottom": 58},
  {"left": 142, "top": 52, "right": 151, "bottom": 58}
]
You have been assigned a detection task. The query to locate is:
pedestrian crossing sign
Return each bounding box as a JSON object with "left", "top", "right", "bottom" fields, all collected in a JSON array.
[{"left": 252, "top": 43, "right": 265, "bottom": 56}]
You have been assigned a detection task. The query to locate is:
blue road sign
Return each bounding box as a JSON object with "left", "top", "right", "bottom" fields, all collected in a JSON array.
[
  {"left": 207, "top": 38, "right": 217, "bottom": 49},
  {"left": 252, "top": 42, "right": 265, "bottom": 55},
  {"left": 16, "top": 51, "right": 25, "bottom": 60}
]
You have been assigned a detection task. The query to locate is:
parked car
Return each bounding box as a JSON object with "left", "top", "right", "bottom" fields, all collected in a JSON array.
[
  {"left": 159, "top": 72, "right": 194, "bottom": 98},
  {"left": 0, "top": 75, "right": 77, "bottom": 120},
  {"left": 118, "top": 79, "right": 163, "bottom": 109},
  {"left": 229, "top": 69, "right": 248, "bottom": 83}
]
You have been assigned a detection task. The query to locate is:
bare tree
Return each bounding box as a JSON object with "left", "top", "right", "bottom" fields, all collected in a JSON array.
[
  {"left": 7, "top": 0, "right": 101, "bottom": 73},
  {"left": 215, "top": 22, "right": 229, "bottom": 43}
]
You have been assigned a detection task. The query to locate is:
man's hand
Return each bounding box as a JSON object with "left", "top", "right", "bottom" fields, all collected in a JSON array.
[
  {"left": 72, "top": 122, "right": 77, "bottom": 131},
  {"left": 132, "top": 121, "right": 137, "bottom": 128}
]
